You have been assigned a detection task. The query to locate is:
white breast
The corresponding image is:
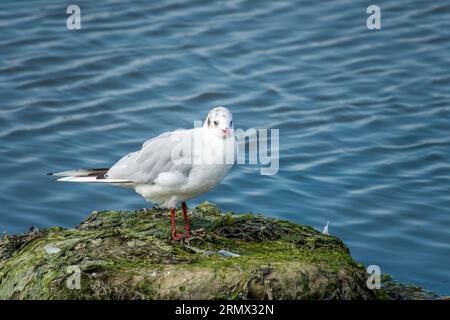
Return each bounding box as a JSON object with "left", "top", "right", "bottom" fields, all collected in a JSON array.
[{"left": 134, "top": 131, "right": 236, "bottom": 208}]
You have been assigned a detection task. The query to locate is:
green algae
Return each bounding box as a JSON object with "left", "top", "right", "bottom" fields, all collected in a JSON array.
[{"left": 0, "top": 202, "right": 384, "bottom": 299}]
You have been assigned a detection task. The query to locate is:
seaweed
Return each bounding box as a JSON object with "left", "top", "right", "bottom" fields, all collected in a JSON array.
[{"left": 0, "top": 202, "right": 404, "bottom": 300}]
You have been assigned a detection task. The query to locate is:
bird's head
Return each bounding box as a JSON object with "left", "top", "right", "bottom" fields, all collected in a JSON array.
[{"left": 204, "top": 106, "right": 234, "bottom": 138}]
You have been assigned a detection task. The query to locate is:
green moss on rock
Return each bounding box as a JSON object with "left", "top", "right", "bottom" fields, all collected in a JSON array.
[{"left": 0, "top": 202, "right": 390, "bottom": 299}]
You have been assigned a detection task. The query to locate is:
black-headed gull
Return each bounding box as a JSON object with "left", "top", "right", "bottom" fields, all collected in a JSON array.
[{"left": 50, "top": 106, "right": 236, "bottom": 240}]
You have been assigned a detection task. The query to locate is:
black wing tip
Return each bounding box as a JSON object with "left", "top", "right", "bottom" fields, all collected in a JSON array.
[{"left": 47, "top": 172, "right": 54, "bottom": 176}]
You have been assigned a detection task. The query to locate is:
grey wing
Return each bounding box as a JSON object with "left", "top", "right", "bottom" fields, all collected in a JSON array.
[{"left": 106, "top": 130, "right": 193, "bottom": 184}]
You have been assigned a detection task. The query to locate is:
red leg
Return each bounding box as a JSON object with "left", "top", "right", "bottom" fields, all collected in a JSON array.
[
  {"left": 171, "top": 207, "right": 182, "bottom": 240},
  {"left": 181, "top": 202, "right": 191, "bottom": 238}
]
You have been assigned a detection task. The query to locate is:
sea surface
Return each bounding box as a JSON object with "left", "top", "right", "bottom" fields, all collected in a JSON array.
[{"left": 0, "top": 0, "right": 449, "bottom": 295}]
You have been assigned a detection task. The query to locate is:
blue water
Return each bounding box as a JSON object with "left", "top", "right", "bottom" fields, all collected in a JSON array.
[{"left": 1, "top": 0, "right": 449, "bottom": 295}]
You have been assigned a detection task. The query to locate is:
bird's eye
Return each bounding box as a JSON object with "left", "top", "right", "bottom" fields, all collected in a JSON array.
[{"left": 214, "top": 120, "right": 218, "bottom": 126}]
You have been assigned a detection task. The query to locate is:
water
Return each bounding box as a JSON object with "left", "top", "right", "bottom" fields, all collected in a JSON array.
[{"left": 1, "top": 0, "right": 449, "bottom": 295}]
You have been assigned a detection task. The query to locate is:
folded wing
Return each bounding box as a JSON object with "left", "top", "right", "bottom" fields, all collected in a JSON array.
[{"left": 106, "top": 129, "right": 193, "bottom": 185}]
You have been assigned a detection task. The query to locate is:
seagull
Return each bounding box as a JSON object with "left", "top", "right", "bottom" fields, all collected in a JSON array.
[{"left": 49, "top": 106, "right": 236, "bottom": 240}]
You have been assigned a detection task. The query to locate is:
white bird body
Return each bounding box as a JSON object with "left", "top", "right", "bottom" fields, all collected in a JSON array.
[
  {"left": 51, "top": 107, "right": 236, "bottom": 209},
  {"left": 132, "top": 127, "right": 235, "bottom": 208}
]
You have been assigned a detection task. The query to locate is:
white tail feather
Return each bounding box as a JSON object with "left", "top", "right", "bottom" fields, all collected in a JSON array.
[
  {"left": 57, "top": 176, "right": 132, "bottom": 183},
  {"left": 51, "top": 169, "right": 100, "bottom": 177},
  {"left": 49, "top": 168, "right": 132, "bottom": 184}
]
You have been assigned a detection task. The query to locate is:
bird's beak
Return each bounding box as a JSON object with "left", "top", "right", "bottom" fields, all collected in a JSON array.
[{"left": 221, "top": 128, "right": 230, "bottom": 137}]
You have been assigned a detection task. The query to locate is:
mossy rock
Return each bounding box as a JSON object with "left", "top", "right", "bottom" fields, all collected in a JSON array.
[{"left": 0, "top": 202, "right": 382, "bottom": 299}]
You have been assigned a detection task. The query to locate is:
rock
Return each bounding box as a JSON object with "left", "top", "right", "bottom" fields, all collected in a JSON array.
[
  {"left": 0, "top": 202, "right": 434, "bottom": 300},
  {"left": 380, "top": 276, "right": 443, "bottom": 300}
]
